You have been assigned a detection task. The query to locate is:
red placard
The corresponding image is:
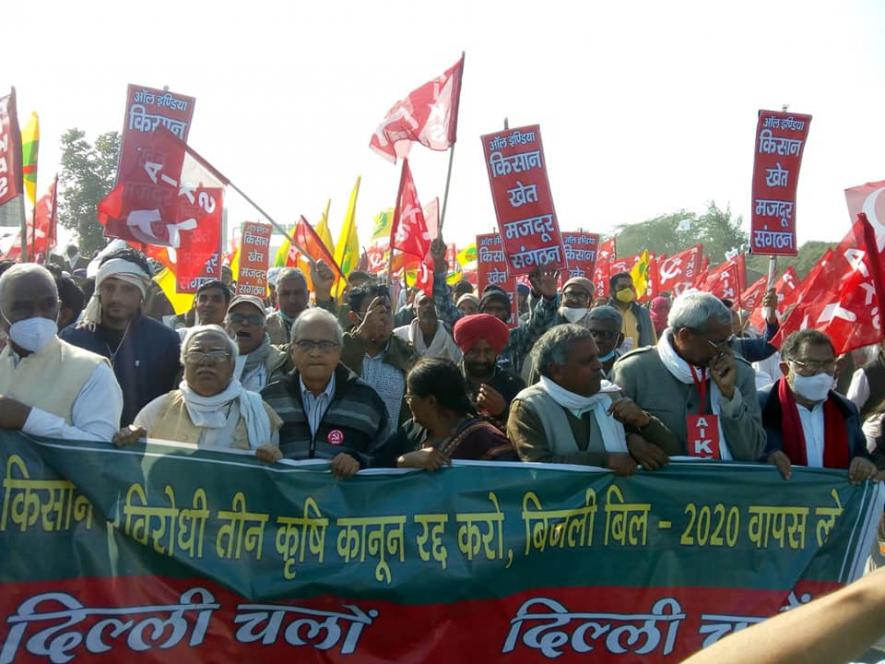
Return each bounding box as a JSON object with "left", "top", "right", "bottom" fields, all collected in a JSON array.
[
  {"left": 118, "top": 85, "right": 196, "bottom": 185},
  {"left": 0, "top": 88, "right": 22, "bottom": 206},
  {"left": 480, "top": 125, "right": 565, "bottom": 275},
  {"left": 560, "top": 231, "right": 600, "bottom": 283},
  {"left": 749, "top": 111, "right": 812, "bottom": 256},
  {"left": 476, "top": 232, "right": 513, "bottom": 293},
  {"left": 236, "top": 222, "right": 271, "bottom": 297},
  {"left": 182, "top": 252, "right": 223, "bottom": 291}
]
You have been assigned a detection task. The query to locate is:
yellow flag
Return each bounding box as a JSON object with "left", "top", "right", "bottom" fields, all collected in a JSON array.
[
  {"left": 332, "top": 177, "right": 361, "bottom": 297},
  {"left": 228, "top": 240, "right": 240, "bottom": 278},
  {"left": 630, "top": 249, "right": 650, "bottom": 297},
  {"left": 154, "top": 267, "right": 195, "bottom": 315},
  {"left": 315, "top": 199, "right": 334, "bottom": 256},
  {"left": 21, "top": 112, "right": 39, "bottom": 207}
]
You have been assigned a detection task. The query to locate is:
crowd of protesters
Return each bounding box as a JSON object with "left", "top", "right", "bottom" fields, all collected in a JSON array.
[{"left": 0, "top": 238, "right": 881, "bottom": 492}]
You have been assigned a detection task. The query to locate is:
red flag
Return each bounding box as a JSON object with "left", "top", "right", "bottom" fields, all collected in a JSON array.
[
  {"left": 390, "top": 159, "right": 433, "bottom": 295},
  {"left": 370, "top": 54, "right": 465, "bottom": 163},
  {"left": 1, "top": 176, "right": 58, "bottom": 261},
  {"left": 739, "top": 276, "right": 768, "bottom": 313},
  {"left": 747, "top": 265, "right": 799, "bottom": 331},
  {"left": 700, "top": 258, "right": 742, "bottom": 303},
  {"left": 773, "top": 216, "right": 885, "bottom": 354},
  {"left": 656, "top": 244, "right": 704, "bottom": 296},
  {"left": 97, "top": 127, "right": 228, "bottom": 289},
  {"left": 0, "top": 88, "right": 22, "bottom": 206},
  {"left": 290, "top": 215, "right": 344, "bottom": 285},
  {"left": 593, "top": 238, "right": 616, "bottom": 299}
]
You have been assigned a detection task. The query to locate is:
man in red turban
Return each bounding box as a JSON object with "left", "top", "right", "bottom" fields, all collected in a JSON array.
[{"left": 453, "top": 314, "right": 526, "bottom": 429}]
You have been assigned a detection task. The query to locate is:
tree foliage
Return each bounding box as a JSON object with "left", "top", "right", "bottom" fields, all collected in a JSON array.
[
  {"left": 58, "top": 129, "right": 120, "bottom": 256},
  {"left": 613, "top": 201, "right": 834, "bottom": 280},
  {"left": 613, "top": 202, "right": 745, "bottom": 265}
]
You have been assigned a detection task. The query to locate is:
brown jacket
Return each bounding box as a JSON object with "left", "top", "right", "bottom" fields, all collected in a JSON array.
[{"left": 340, "top": 332, "right": 418, "bottom": 426}]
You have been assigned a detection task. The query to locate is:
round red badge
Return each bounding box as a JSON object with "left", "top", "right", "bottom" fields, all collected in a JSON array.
[{"left": 327, "top": 429, "right": 344, "bottom": 445}]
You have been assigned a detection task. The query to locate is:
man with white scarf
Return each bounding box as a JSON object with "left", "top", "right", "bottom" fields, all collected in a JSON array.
[
  {"left": 393, "top": 291, "right": 461, "bottom": 363},
  {"left": 610, "top": 291, "right": 767, "bottom": 467},
  {"left": 60, "top": 248, "right": 181, "bottom": 426},
  {"left": 225, "top": 295, "right": 288, "bottom": 391},
  {"left": 115, "top": 325, "right": 281, "bottom": 451},
  {"left": 508, "top": 325, "right": 653, "bottom": 474}
]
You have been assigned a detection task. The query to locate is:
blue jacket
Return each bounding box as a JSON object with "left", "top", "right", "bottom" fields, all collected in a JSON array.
[
  {"left": 731, "top": 321, "right": 779, "bottom": 363},
  {"left": 60, "top": 313, "right": 181, "bottom": 426},
  {"left": 758, "top": 379, "right": 868, "bottom": 464}
]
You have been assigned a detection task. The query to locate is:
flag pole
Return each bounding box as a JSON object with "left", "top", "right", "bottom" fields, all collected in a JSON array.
[
  {"left": 19, "top": 196, "right": 27, "bottom": 262},
  {"left": 438, "top": 143, "right": 456, "bottom": 235},
  {"left": 227, "top": 180, "right": 312, "bottom": 260},
  {"left": 438, "top": 51, "right": 466, "bottom": 237}
]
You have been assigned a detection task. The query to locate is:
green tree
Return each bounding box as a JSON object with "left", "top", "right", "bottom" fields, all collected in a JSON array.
[
  {"left": 58, "top": 129, "right": 120, "bottom": 256},
  {"left": 613, "top": 202, "right": 746, "bottom": 264}
]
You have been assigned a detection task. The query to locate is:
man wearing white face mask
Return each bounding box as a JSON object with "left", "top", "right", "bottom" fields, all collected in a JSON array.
[
  {"left": 557, "top": 277, "right": 595, "bottom": 326},
  {"left": 0, "top": 264, "right": 123, "bottom": 441},
  {"left": 761, "top": 330, "right": 874, "bottom": 483}
]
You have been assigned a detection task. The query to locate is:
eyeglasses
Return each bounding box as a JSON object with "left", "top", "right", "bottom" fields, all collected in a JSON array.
[
  {"left": 227, "top": 312, "right": 264, "bottom": 326},
  {"left": 706, "top": 335, "right": 735, "bottom": 351},
  {"left": 294, "top": 339, "right": 340, "bottom": 353},
  {"left": 790, "top": 359, "right": 836, "bottom": 374},
  {"left": 588, "top": 329, "right": 617, "bottom": 340},
  {"left": 185, "top": 350, "right": 232, "bottom": 365}
]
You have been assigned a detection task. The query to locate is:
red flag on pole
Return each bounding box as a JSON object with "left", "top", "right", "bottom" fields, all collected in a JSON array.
[
  {"left": 370, "top": 54, "right": 465, "bottom": 163},
  {"left": 747, "top": 265, "right": 799, "bottom": 331},
  {"left": 390, "top": 159, "right": 433, "bottom": 295},
  {"left": 700, "top": 258, "right": 743, "bottom": 304},
  {"left": 656, "top": 244, "right": 704, "bottom": 296},
  {"left": 97, "top": 127, "right": 228, "bottom": 289},
  {"left": 593, "top": 238, "right": 616, "bottom": 299},
  {"left": 773, "top": 216, "right": 885, "bottom": 354},
  {"left": 0, "top": 88, "right": 22, "bottom": 207},
  {"left": 290, "top": 215, "right": 344, "bottom": 285},
  {"left": 1, "top": 176, "right": 57, "bottom": 261},
  {"left": 739, "top": 276, "right": 768, "bottom": 313}
]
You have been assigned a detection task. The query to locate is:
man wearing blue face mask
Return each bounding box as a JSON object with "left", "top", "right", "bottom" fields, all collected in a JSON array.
[
  {"left": 760, "top": 329, "right": 875, "bottom": 483},
  {"left": 0, "top": 264, "right": 123, "bottom": 441}
]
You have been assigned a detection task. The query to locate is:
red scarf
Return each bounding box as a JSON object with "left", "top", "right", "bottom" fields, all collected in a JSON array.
[{"left": 777, "top": 378, "right": 849, "bottom": 468}]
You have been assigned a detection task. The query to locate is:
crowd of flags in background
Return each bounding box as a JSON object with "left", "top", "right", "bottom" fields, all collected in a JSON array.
[{"left": 1, "top": 50, "right": 884, "bottom": 357}]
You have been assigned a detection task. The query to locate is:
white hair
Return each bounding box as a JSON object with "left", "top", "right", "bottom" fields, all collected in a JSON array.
[
  {"left": 180, "top": 324, "right": 239, "bottom": 365},
  {"left": 667, "top": 291, "right": 732, "bottom": 333},
  {"left": 289, "top": 307, "right": 343, "bottom": 345}
]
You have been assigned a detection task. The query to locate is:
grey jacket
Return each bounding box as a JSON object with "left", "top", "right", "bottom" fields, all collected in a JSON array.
[{"left": 610, "top": 346, "right": 767, "bottom": 460}]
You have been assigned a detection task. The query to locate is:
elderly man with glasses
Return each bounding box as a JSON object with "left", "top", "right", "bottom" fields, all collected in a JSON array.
[
  {"left": 611, "top": 291, "right": 766, "bottom": 467},
  {"left": 115, "top": 325, "right": 281, "bottom": 451},
  {"left": 225, "top": 295, "right": 288, "bottom": 391},
  {"left": 761, "top": 329, "right": 875, "bottom": 483},
  {"left": 259, "top": 308, "right": 389, "bottom": 478}
]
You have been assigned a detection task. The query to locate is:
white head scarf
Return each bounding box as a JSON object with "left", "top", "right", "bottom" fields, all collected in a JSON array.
[{"left": 79, "top": 258, "right": 150, "bottom": 331}]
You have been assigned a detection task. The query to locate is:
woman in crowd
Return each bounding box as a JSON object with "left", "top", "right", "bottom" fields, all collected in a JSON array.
[
  {"left": 377, "top": 357, "right": 517, "bottom": 470},
  {"left": 114, "top": 324, "right": 282, "bottom": 450}
]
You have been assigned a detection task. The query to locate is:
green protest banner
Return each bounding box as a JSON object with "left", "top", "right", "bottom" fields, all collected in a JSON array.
[{"left": 0, "top": 431, "right": 880, "bottom": 662}]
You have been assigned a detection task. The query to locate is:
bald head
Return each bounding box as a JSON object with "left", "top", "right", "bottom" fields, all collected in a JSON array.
[
  {"left": 0, "top": 265, "right": 60, "bottom": 357},
  {"left": 0, "top": 264, "right": 59, "bottom": 324}
]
